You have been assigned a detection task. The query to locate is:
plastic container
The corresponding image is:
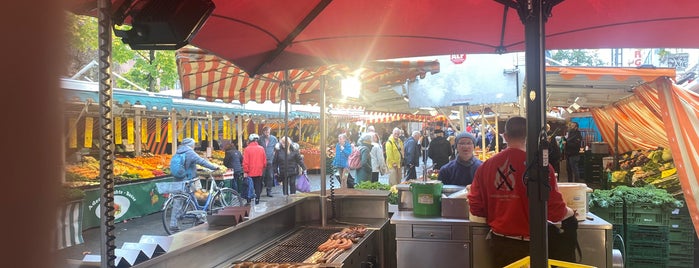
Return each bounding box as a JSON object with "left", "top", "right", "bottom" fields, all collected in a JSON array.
[
  {"left": 558, "top": 183, "right": 590, "bottom": 221},
  {"left": 410, "top": 180, "right": 443, "bottom": 217}
]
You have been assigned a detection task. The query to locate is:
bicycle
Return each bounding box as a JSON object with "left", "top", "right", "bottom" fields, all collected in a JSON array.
[{"left": 158, "top": 170, "right": 244, "bottom": 234}]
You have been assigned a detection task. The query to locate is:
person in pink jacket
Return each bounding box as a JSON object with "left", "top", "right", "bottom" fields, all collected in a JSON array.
[{"left": 243, "top": 134, "right": 267, "bottom": 204}]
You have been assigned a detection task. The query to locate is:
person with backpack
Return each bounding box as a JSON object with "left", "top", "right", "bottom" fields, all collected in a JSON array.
[
  {"left": 168, "top": 138, "right": 220, "bottom": 231},
  {"left": 171, "top": 138, "right": 220, "bottom": 182},
  {"left": 354, "top": 133, "right": 374, "bottom": 183},
  {"left": 332, "top": 133, "right": 352, "bottom": 188}
]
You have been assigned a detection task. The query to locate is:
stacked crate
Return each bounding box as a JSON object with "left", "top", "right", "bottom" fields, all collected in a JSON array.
[
  {"left": 580, "top": 151, "right": 608, "bottom": 185},
  {"left": 624, "top": 204, "right": 671, "bottom": 268},
  {"left": 589, "top": 205, "right": 625, "bottom": 250},
  {"left": 667, "top": 206, "right": 695, "bottom": 268},
  {"left": 589, "top": 186, "right": 693, "bottom": 268}
]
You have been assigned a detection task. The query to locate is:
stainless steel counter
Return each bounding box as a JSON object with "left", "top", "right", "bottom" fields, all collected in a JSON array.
[
  {"left": 391, "top": 211, "right": 613, "bottom": 268},
  {"left": 132, "top": 189, "right": 391, "bottom": 268}
]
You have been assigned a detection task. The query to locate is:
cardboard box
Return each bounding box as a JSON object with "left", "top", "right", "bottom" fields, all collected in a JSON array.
[{"left": 441, "top": 198, "right": 469, "bottom": 219}]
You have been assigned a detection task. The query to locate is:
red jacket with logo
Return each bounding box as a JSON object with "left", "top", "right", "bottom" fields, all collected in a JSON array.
[
  {"left": 467, "top": 148, "right": 567, "bottom": 238},
  {"left": 242, "top": 141, "right": 267, "bottom": 177}
]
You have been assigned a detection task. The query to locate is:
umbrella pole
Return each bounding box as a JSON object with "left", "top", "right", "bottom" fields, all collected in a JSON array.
[{"left": 521, "top": 0, "right": 552, "bottom": 267}]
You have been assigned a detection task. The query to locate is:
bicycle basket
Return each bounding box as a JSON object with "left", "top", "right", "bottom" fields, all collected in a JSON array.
[{"left": 155, "top": 181, "right": 186, "bottom": 194}]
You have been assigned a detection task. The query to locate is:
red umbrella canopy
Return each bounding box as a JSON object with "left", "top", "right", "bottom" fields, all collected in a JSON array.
[
  {"left": 69, "top": 0, "right": 699, "bottom": 76},
  {"left": 176, "top": 47, "right": 439, "bottom": 104},
  {"left": 192, "top": 0, "right": 699, "bottom": 75}
]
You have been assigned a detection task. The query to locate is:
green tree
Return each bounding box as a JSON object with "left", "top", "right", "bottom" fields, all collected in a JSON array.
[
  {"left": 65, "top": 13, "right": 178, "bottom": 92},
  {"left": 548, "top": 49, "right": 605, "bottom": 66}
]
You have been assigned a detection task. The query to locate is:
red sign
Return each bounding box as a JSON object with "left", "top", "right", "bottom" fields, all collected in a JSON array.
[{"left": 450, "top": 54, "right": 467, "bottom": 64}]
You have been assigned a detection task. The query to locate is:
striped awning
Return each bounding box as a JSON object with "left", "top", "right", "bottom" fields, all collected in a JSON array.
[{"left": 176, "top": 47, "right": 439, "bottom": 104}]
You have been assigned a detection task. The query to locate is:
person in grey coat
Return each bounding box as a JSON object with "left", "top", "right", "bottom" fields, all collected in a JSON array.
[
  {"left": 258, "top": 126, "right": 278, "bottom": 197},
  {"left": 403, "top": 131, "right": 422, "bottom": 180},
  {"left": 355, "top": 133, "right": 374, "bottom": 183}
]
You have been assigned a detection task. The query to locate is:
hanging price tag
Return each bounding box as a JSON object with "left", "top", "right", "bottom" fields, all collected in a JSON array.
[
  {"left": 222, "top": 120, "right": 229, "bottom": 140},
  {"left": 178, "top": 119, "right": 184, "bottom": 142},
  {"left": 115, "top": 117, "right": 123, "bottom": 145},
  {"left": 155, "top": 118, "right": 162, "bottom": 141},
  {"left": 214, "top": 120, "right": 219, "bottom": 141},
  {"left": 141, "top": 118, "right": 148, "bottom": 142},
  {"left": 127, "top": 118, "right": 134, "bottom": 145},
  {"left": 69, "top": 117, "right": 77, "bottom": 148},
  {"left": 167, "top": 120, "right": 172, "bottom": 143},
  {"left": 84, "top": 117, "right": 93, "bottom": 148},
  {"left": 185, "top": 119, "right": 191, "bottom": 139},
  {"left": 194, "top": 120, "right": 199, "bottom": 141}
]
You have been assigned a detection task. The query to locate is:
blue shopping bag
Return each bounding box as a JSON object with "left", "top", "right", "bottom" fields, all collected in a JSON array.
[{"left": 296, "top": 174, "right": 311, "bottom": 192}]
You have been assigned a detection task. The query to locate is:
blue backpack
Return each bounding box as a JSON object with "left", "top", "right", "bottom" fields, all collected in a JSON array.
[{"left": 169, "top": 153, "right": 187, "bottom": 179}]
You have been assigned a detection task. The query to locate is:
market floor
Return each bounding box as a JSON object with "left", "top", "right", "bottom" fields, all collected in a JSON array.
[{"left": 52, "top": 165, "right": 431, "bottom": 266}]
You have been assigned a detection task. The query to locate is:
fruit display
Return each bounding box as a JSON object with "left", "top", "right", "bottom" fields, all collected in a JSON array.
[
  {"left": 65, "top": 154, "right": 172, "bottom": 187},
  {"left": 211, "top": 150, "right": 225, "bottom": 160},
  {"left": 610, "top": 147, "right": 680, "bottom": 196}
]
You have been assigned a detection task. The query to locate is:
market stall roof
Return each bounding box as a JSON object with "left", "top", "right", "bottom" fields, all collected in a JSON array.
[
  {"left": 176, "top": 47, "right": 439, "bottom": 112},
  {"left": 61, "top": 78, "right": 316, "bottom": 118},
  {"left": 545, "top": 66, "right": 677, "bottom": 109}
]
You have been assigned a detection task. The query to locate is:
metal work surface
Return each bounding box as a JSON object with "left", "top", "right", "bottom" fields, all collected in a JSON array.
[
  {"left": 391, "top": 210, "right": 613, "bottom": 268},
  {"left": 130, "top": 190, "right": 389, "bottom": 268}
]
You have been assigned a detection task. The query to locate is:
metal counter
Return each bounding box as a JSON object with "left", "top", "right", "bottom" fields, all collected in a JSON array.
[
  {"left": 132, "top": 189, "right": 391, "bottom": 268},
  {"left": 391, "top": 211, "right": 613, "bottom": 268}
]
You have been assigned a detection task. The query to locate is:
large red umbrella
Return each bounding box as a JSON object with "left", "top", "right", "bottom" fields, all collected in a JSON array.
[{"left": 69, "top": 1, "right": 699, "bottom": 76}]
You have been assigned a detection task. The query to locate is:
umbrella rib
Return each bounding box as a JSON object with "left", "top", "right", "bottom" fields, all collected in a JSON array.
[
  {"left": 252, "top": 0, "right": 333, "bottom": 76},
  {"left": 295, "top": 34, "right": 499, "bottom": 51}
]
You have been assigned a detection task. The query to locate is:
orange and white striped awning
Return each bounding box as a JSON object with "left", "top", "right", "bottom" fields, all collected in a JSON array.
[{"left": 176, "top": 47, "right": 439, "bottom": 104}]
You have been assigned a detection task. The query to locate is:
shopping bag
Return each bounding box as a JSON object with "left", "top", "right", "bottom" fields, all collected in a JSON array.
[
  {"left": 379, "top": 164, "right": 389, "bottom": 176},
  {"left": 296, "top": 174, "right": 311, "bottom": 192}
]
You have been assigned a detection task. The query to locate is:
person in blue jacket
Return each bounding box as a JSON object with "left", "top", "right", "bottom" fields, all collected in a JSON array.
[
  {"left": 332, "top": 133, "right": 352, "bottom": 188},
  {"left": 177, "top": 138, "right": 220, "bottom": 180},
  {"left": 438, "top": 132, "right": 482, "bottom": 186}
]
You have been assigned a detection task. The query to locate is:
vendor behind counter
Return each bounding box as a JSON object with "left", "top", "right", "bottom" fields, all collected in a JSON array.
[{"left": 437, "top": 132, "right": 482, "bottom": 186}]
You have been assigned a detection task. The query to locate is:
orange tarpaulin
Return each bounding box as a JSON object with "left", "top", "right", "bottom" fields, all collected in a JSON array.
[
  {"left": 547, "top": 66, "right": 676, "bottom": 82},
  {"left": 592, "top": 77, "right": 699, "bottom": 236}
]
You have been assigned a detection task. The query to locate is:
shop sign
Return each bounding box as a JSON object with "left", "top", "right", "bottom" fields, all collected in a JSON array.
[{"left": 450, "top": 54, "right": 467, "bottom": 64}]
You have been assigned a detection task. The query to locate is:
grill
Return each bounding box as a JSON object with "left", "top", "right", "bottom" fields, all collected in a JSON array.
[{"left": 250, "top": 228, "right": 340, "bottom": 263}]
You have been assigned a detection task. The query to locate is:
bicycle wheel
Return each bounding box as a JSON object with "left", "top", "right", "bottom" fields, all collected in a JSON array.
[
  {"left": 210, "top": 188, "right": 244, "bottom": 213},
  {"left": 162, "top": 194, "right": 198, "bottom": 234}
]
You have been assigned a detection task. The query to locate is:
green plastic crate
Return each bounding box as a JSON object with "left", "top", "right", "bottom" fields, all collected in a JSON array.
[
  {"left": 626, "top": 240, "right": 668, "bottom": 259},
  {"left": 669, "top": 229, "right": 696, "bottom": 243},
  {"left": 627, "top": 204, "right": 671, "bottom": 226},
  {"left": 590, "top": 205, "right": 624, "bottom": 225},
  {"left": 626, "top": 224, "right": 669, "bottom": 243},
  {"left": 626, "top": 256, "right": 668, "bottom": 268}
]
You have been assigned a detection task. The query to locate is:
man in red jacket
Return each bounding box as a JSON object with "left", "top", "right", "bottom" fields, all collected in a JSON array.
[
  {"left": 468, "top": 116, "right": 574, "bottom": 267},
  {"left": 243, "top": 134, "right": 267, "bottom": 204}
]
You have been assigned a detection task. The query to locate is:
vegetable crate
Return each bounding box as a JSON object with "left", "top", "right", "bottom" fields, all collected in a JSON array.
[
  {"left": 626, "top": 225, "right": 669, "bottom": 243},
  {"left": 589, "top": 206, "right": 623, "bottom": 225},
  {"left": 626, "top": 203, "right": 671, "bottom": 226},
  {"left": 626, "top": 240, "right": 669, "bottom": 260},
  {"left": 626, "top": 256, "right": 668, "bottom": 268}
]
